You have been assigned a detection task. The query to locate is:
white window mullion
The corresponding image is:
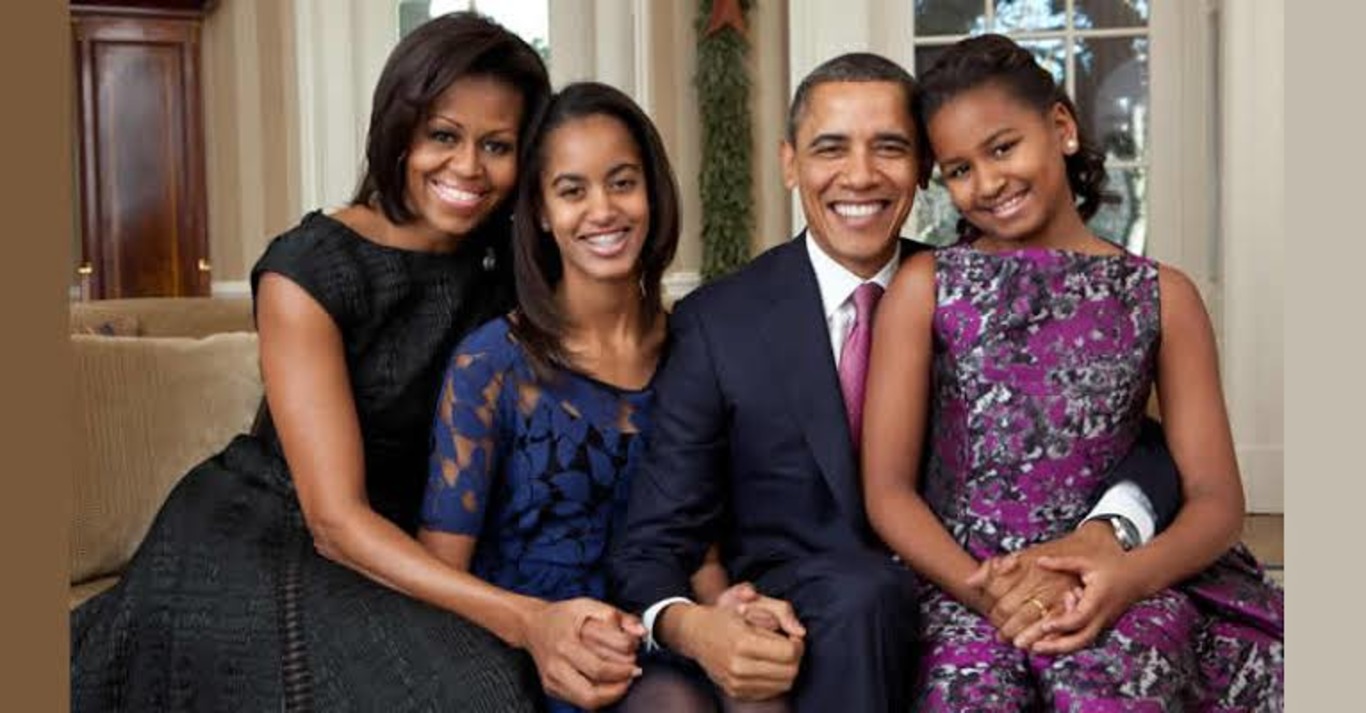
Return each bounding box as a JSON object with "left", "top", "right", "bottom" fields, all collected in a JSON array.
[{"left": 1065, "top": 0, "right": 1076, "bottom": 100}]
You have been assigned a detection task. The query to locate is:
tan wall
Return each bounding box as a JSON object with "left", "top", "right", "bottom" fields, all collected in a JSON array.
[
  {"left": 203, "top": 0, "right": 299, "bottom": 285},
  {"left": 750, "top": 0, "right": 791, "bottom": 252},
  {"left": 642, "top": 1, "right": 702, "bottom": 276}
]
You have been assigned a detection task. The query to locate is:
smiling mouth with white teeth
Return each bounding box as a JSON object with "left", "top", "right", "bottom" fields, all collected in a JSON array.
[
  {"left": 580, "top": 228, "right": 633, "bottom": 257},
  {"left": 983, "top": 190, "right": 1029, "bottom": 218},
  {"left": 831, "top": 201, "right": 887, "bottom": 220},
  {"left": 430, "top": 179, "right": 486, "bottom": 209}
]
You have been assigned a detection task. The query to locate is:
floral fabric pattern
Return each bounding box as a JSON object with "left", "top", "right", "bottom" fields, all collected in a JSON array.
[
  {"left": 917, "top": 243, "right": 1284, "bottom": 711},
  {"left": 423, "top": 318, "right": 652, "bottom": 606}
]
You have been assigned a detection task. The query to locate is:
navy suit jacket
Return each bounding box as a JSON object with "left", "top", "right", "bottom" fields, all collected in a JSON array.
[{"left": 609, "top": 233, "right": 1181, "bottom": 615}]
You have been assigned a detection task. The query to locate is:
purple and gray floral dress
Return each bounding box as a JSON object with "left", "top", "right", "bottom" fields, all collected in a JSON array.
[{"left": 916, "top": 242, "right": 1284, "bottom": 711}]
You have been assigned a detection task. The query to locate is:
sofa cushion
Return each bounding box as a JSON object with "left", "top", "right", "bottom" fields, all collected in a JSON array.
[
  {"left": 74, "top": 313, "right": 140, "bottom": 337},
  {"left": 71, "top": 297, "right": 254, "bottom": 338},
  {"left": 71, "top": 332, "right": 262, "bottom": 587}
]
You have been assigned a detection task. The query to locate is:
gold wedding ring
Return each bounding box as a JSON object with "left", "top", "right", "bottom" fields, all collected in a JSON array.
[{"left": 1025, "top": 597, "right": 1048, "bottom": 618}]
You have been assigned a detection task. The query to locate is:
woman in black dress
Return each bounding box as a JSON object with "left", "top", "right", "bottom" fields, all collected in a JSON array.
[{"left": 70, "top": 13, "right": 567, "bottom": 711}]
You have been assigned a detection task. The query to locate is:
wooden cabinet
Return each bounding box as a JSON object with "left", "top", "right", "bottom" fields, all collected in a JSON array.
[{"left": 72, "top": 2, "right": 213, "bottom": 298}]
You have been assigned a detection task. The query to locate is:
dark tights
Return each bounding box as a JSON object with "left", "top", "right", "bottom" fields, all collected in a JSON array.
[{"left": 614, "top": 662, "right": 791, "bottom": 713}]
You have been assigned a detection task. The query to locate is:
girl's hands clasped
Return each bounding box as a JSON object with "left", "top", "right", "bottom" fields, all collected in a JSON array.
[{"left": 1029, "top": 552, "right": 1146, "bottom": 655}]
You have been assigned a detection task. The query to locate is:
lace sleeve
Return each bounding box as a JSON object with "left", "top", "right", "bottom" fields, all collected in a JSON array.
[{"left": 420, "top": 346, "right": 507, "bottom": 536}]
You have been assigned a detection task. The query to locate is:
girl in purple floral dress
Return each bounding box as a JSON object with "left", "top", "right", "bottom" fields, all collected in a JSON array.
[{"left": 861, "top": 34, "right": 1284, "bottom": 710}]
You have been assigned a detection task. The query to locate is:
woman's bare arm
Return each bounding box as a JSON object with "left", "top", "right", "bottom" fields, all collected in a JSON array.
[{"left": 257, "top": 273, "right": 544, "bottom": 645}]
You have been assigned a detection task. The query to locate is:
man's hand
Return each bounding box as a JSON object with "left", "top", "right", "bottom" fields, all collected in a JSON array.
[
  {"left": 660, "top": 601, "right": 804, "bottom": 701},
  {"left": 966, "top": 520, "right": 1122, "bottom": 648},
  {"left": 714, "top": 582, "right": 808, "bottom": 640},
  {"left": 522, "top": 598, "right": 642, "bottom": 710}
]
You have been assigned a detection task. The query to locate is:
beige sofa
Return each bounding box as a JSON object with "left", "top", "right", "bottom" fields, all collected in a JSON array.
[{"left": 70, "top": 297, "right": 262, "bottom": 608}]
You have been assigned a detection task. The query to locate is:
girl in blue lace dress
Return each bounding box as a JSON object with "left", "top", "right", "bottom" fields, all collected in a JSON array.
[
  {"left": 417, "top": 82, "right": 686, "bottom": 713},
  {"left": 862, "top": 34, "right": 1283, "bottom": 710}
]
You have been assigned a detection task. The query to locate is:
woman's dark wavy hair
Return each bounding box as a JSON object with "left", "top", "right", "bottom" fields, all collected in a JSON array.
[
  {"left": 915, "top": 33, "right": 1109, "bottom": 240},
  {"left": 349, "top": 11, "right": 551, "bottom": 259},
  {"left": 510, "top": 82, "right": 681, "bottom": 376}
]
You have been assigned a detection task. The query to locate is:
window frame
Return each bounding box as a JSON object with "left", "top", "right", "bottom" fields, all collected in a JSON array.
[{"left": 788, "top": 0, "right": 1220, "bottom": 319}]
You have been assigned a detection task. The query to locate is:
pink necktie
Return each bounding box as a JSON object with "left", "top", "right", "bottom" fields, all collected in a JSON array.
[{"left": 839, "top": 282, "right": 884, "bottom": 450}]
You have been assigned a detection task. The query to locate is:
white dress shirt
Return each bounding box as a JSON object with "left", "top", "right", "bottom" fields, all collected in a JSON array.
[{"left": 641, "top": 233, "right": 1156, "bottom": 649}]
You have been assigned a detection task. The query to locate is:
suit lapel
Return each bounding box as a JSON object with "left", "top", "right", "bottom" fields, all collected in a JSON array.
[{"left": 756, "top": 235, "right": 862, "bottom": 521}]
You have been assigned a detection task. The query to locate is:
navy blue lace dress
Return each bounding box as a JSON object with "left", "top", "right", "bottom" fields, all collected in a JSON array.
[
  {"left": 70, "top": 211, "right": 541, "bottom": 712},
  {"left": 422, "top": 317, "right": 655, "bottom": 713}
]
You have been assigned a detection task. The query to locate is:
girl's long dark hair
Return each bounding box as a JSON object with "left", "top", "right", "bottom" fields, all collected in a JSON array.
[
  {"left": 914, "top": 33, "right": 1110, "bottom": 240},
  {"left": 510, "top": 82, "right": 681, "bottom": 377}
]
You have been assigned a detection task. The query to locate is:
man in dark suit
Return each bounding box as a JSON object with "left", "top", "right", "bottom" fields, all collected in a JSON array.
[{"left": 610, "top": 53, "right": 1180, "bottom": 712}]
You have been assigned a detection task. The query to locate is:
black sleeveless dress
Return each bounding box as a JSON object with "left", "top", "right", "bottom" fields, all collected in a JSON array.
[{"left": 70, "top": 211, "right": 540, "bottom": 712}]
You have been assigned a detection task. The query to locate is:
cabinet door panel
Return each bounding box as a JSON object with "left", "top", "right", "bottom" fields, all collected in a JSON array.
[{"left": 74, "top": 11, "right": 207, "bottom": 298}]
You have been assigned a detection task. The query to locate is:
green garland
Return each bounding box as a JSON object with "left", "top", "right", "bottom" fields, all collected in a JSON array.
[{"left": 695, "top": 0, "right": 754, "bottom": 281}]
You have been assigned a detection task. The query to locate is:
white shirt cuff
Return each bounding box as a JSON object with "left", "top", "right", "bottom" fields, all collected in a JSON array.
[
  {"left": 642, "top": 596, "right": 694, "bottom": 652},
  {"left": 1083, "top": 480, "right": 1157, "bottom": 544}
]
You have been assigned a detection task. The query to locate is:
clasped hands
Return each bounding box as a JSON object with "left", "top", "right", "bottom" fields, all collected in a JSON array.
[
  {"left": 532, "top": 583, "right": 804, "bottom": 709},
  {"left": 966, "top": 520, "right": 1146, "bottom": 655},
  {"left": 522, "top": 597, "right": 644, "bottom": 710},
  {"left": 535, "top": 521, "right": 1139, "bottom": 709},
  {"left": 679, "top": 582, "right": 807, "bottom": 701}
]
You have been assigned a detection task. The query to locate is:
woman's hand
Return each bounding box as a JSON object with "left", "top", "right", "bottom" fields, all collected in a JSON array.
[
  {"left": 1023, "top": 552, "right": 1145, "bottom": 655},
  {"left": 522, "top": 598, "right": 643, "bottom": 709},
  {"left": 579, "top": 611, "right": 645, "bottom": 666},
  {"left": 966, "top": 554, "right": 1076, "bottom": 645},
  {"left": 965, "top": 520, "right": 1119, "bottom": 648}
]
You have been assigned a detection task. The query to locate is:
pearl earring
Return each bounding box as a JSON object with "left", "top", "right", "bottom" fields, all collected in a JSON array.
[{"left": 1066, "top": 138, "right": 1078, "bottom": 152}]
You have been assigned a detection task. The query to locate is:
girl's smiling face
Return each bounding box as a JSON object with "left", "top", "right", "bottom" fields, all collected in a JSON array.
[
  {"left": 927, "top": 82, "right": 1081, "bottom": 246},
  {"left": 538, "top": 113, "right": 651, "bottom": 286}
]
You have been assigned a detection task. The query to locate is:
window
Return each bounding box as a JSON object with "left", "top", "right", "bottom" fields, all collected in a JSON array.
[
  {"left": 397, "top": 0, "right": 550, "bottom": 62},
  {"left": 910, "top": 0, "right": 1152, "bottom": 252}
]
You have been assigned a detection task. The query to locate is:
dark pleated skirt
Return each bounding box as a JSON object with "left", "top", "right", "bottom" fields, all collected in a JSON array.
[{"left": 71, "top": 435, "right": 541, "bottom": 712}]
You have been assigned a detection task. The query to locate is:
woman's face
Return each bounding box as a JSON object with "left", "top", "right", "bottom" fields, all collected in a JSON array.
[
  {"left": 927, "top": 83, "right": 1078, "bottom": 245},
  {"left": 403, "top": 75, "right": 524, "bottom": 245},
  {"left": 538, "top": 114, "right": 650, "bottom": 286}
]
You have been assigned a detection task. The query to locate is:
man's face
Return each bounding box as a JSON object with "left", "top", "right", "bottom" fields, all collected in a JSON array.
[{"left": 782, "top": 81, "right": 920, "bottom": 278}]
